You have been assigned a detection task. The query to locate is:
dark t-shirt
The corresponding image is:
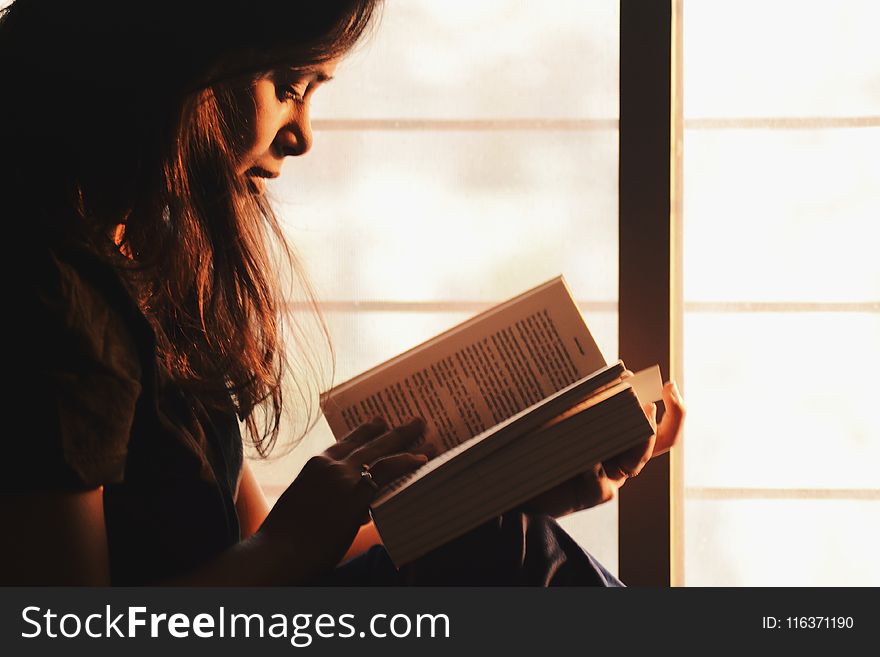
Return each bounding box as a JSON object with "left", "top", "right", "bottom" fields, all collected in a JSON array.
[{"left": 11, "top": 236, "right": 242, "bottom": 584}]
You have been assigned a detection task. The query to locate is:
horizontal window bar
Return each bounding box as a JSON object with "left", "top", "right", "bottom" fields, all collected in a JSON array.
[
  {"left": 292, "top": 300, "right": 617, "bottom": 313},
  {"left": 310, "top": 117, "right": 880, "bottom": 132},
  {"left": 686, "top": 487, "right": 880, "bottom": 501},
  {"left": 685, "top": 116, "right": 880, "bottom": 130},
  {"left": 312, "top": 118, "right": 618, "bottom": 131},
  {"left": 684, "top": 301, "right": 880, "bottom": 313},
  {"left": 285, "top": 300, "right": 879, "bottom": 313}
]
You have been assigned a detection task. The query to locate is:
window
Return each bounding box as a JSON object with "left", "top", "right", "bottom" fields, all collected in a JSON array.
[{"left": 681, "top": 0, "right": 880, "bottom": 585}]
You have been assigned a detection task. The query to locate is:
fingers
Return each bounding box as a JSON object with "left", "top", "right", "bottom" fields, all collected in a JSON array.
[
  {"left": 603, "top": 428, "right": 656, "bottom": 481},
  {"left": 654, "top": 381, "right": 685, "bottom": 456},
  {"left": 349, "top": 418, "right": 426, "bottom": 465},
  {"left": 662, "top": 381, "right": 685, "bottom": 425},
  {"left": 367, "top": 452, "right": 429, "bottom": 488},
  {"left": 326, "top": 417, "right": 388, "bottom": 459},
  {"left": 577, "top": 464, "right": 620, "bottom": 506},
  {"left": 602, "top": 379, "right": 685, "bottom": 480},
  {"left": 322, "top": 417, "right": 429, "bottom": 509}
]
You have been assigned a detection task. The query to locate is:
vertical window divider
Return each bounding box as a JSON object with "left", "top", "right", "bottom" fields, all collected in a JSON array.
[{"left": 618, "top": 0, "right": 680, "bottom": 586}]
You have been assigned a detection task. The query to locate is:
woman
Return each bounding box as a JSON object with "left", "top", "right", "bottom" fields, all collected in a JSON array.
[{"left": 0, "top": 0, "right": 684, "bottom": 585}]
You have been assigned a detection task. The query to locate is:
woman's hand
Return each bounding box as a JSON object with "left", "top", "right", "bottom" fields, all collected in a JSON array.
[
  {"left": 523, "top": 377, "right": 686, "bottom": 518},
  {"left": 256, "top": 417, "right": 429, "bottom": 580}
]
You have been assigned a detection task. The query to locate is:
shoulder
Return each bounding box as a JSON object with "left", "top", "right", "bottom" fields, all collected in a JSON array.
[
  {"left": 25, "top": 239, "right": 146, "bottom": 377},
  {"left": 10, "top": 239, "right": 150, "bottom": 491}
]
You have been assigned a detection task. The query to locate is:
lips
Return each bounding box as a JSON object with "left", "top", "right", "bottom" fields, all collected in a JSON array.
[
  {"left": 246, "top": 167, "right": 280, "bottom": 180},
  {"left": 244, "top": 167, "right": 279, "bottom": 194}
]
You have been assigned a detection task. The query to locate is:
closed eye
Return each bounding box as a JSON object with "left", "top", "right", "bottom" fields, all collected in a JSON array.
[
  {"left": 273, "top": 67, "right": 333, "bottom": 104},
  {"left": 278, "top": 82, "right": 308, "bottom": 103}
]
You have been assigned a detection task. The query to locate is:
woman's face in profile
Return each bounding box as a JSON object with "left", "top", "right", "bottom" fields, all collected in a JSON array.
[{"left": 236, "top": 59, "right": 339, "bottom": 194}]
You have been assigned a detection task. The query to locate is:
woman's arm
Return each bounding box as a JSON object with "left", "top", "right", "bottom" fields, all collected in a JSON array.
[
  {"left": 0, "top": 487, "right": 300, "bottom": 586},
  {"left": 1, "top": 419, "right": 424, "bottom": 586},
  {"left": 0, "top": 488, "right": 111, "bottom": 585},
  {"left": 174, "top": 419, "right": 426, "bottom": 584},
  {"left": 236, "top": 459, "right": 383, "bottom": 560},
  {"left": 0, "top": 485, "right": 379, "bottom": 586},
  {"left": 235, "top": 460, "right": 271, "bottom": 540}
]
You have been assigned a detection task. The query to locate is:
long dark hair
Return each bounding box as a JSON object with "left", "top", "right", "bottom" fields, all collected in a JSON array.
[{"left": 0, "top": 0, "right": 382, "bottom": 456}]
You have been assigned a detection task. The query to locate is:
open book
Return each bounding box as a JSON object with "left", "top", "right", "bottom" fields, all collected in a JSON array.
[{"left": 321, "top": 277, "right": 661, "bottom": 567}]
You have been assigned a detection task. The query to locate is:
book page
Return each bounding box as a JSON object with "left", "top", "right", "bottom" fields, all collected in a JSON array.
[
  {"left": 372, "top": 361, "right": 627, "bottom": 505},
  {"left": 321, "top": 277, "right": 607, "bottom": 453}
]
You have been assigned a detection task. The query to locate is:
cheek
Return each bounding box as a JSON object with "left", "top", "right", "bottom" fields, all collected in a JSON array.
[
  {"left": 237, "top": 83, "right": 282, "bottom": 170},
  {"left": 250, "top": 104, "right": 280, "bottom": 152}
]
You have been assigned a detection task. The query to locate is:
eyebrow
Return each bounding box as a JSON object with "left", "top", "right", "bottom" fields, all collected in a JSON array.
[{"left": 286, "top": 67, "right": 334, "bottom": 83}]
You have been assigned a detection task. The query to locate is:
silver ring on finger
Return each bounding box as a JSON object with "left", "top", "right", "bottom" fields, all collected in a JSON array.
[{"left": 360, "top": 463, "right": 379, "bottom": 491}]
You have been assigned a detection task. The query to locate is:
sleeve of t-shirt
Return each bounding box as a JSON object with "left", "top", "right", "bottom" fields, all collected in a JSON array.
[{"left": 10, "top": 246, "right": 143, "bottom": 491}]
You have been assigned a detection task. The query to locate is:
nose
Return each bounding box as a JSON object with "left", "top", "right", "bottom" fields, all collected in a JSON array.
[{"left": 278, "top": 109, "right": 313, "bottom": 157}]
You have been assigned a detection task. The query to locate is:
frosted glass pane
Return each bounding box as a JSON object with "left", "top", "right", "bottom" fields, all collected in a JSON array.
[
  {"left": 684, "top": 498, "right": 880, "bottom": 586},
  {"left": 313, "top": 0, "right": 619, "bottom": 120},
  {"left": 273, "top": 130, "right": 618, "bottom": 303},
  {"left": 685, "top": 0, "right": 880, "bottom": 117},
  {"left": 683, "top": 129, "right": 880, "bottom": 302},
  {"left": 683, "top": 312, "right": 880, "bottom": 489}
]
